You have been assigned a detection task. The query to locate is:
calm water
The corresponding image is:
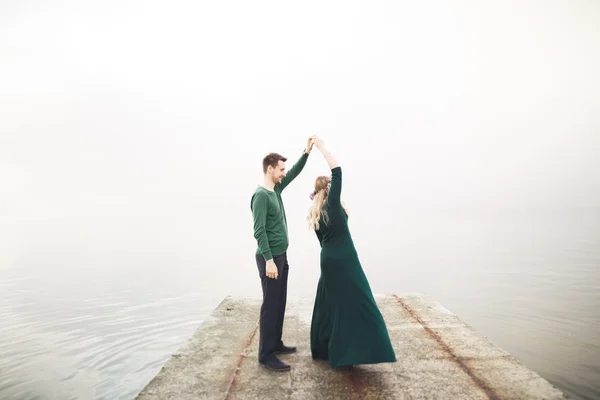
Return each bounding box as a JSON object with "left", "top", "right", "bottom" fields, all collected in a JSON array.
[{"left": 1, "top": 207, "right": 599, "bottom": 399}]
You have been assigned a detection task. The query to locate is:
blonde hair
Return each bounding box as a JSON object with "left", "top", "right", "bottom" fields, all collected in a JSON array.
[{"left": 307, "top": 175, "right": 349, "bottom": 230}]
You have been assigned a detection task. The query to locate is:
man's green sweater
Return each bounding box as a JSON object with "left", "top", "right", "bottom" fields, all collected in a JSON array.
[{"left": 251, "top": 152, "right": 309, "bottom": 261}]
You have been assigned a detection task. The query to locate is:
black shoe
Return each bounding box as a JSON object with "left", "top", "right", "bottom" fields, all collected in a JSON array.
[
  {"left": 276, "top": 344, "right": 297, "bottom": 355},
  {"left": 259, "top": 357, "right": 291, "bottom": 372}
]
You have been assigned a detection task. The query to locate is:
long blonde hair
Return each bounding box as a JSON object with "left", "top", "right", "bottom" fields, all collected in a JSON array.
[{"left": 307, "top": 175, "right": 348, "bottom": 230}]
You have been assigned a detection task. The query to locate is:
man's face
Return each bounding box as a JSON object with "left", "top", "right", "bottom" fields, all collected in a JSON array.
[{"left": 269, "top": 160, "right": 286, "bottom": 184}]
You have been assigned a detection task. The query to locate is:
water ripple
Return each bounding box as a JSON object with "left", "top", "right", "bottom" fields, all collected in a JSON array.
[{"left": 0, "top": 275, "right": 219, "bottom": 400}]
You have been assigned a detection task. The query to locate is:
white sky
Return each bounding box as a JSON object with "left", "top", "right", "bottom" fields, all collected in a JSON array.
[{"left": 1, "top": 0, "right": 599, "bottom": 275}]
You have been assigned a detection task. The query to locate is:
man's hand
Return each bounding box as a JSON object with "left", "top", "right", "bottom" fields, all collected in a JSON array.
[
  {"left": 305, "top": 136, "right": 316, "bottom": 154},
  {"left": 266, "top": 259, "right": 278, "bottom": 279}
]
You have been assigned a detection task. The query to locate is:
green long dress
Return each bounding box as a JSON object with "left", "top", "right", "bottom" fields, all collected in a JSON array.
[{"left": 310, "top": 166, "right": 397, "bottom": 368}]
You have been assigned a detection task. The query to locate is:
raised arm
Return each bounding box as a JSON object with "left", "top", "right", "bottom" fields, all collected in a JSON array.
[
  {"left": 314, "top": 137, "right": 341, "bottom": 206},
  {"left": 278, "top": 137, "right": 315, "bottom": 191},
  {"left": 251, "top": 191, "right": 272, "bottom": 261},
  {"left": 279, "top": 152, "right": 308, "bottom": 191},
  {"left": 314, "top": 137, "right": 339, "bottom": 170}
]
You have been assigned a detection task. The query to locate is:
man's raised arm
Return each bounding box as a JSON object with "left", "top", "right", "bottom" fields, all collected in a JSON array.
[{"left": 279, "top": 137, "right": 314, "bottom": 191}]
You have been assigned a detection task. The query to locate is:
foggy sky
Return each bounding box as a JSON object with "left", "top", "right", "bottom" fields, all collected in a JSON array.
[{"left": 1, "top": 1, "right": 599, "bottom": 273}]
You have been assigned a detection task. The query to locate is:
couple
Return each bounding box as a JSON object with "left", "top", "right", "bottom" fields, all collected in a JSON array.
[{"left": 250, "top": 136, "right": 396, "bottom": 372}]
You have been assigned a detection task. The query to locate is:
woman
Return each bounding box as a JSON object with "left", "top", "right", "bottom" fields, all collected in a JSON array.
[{"left": 307, "top": 136, "right": 397, "bottom": 368}]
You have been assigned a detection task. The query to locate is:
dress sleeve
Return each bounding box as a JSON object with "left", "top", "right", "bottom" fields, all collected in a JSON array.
[{"left": 328, "top": 166, "right": 342, "bottom": 207}]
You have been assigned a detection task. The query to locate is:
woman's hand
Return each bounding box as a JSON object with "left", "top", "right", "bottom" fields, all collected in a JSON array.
[
  {"left": 314, "top": 136, "right": 325, "bottom": 150},
  {"left": 314, "top": 136, "right": 339, "bottom": 169}
]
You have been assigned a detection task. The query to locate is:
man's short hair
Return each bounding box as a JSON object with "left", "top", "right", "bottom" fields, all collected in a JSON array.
[{"left": 262, "top": 152, "right": 287, "bottom": 174}]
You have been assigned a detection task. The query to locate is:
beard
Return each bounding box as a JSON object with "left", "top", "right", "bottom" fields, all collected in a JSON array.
[{"left": 270, "top": 174, "right": 282, "bottom": 184}]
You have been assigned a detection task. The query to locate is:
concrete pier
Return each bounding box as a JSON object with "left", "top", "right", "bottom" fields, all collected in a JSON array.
[{"left": 136, "top": 294, "right": 566, "bottom": 399}]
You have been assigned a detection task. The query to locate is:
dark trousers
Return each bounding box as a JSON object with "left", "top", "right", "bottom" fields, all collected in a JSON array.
[{"left": 255, "top": 252, "right": 289, "bottom": 363}]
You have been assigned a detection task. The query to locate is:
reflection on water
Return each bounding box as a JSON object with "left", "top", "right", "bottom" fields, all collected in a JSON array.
[{"left": 0, "top": 208, "right": 599, "bottom": 399}]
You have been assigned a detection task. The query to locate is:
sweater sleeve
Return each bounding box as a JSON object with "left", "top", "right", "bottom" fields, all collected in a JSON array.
[
  {"left": 251, "top": 192, "right": 273, "bottom": 261},
  {"left": 279, "top": 152, "right": 309, "bottom": 191},
  {"left": 328, "top": 166, "right": 342, "bottom": 207}
]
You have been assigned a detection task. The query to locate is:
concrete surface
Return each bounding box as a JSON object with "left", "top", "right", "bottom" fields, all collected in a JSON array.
[{"left": 135, "top": 294, "right": 567, "bottom": 400}]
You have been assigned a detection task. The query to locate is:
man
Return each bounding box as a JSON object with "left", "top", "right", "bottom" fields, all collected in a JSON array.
[{"left": 251, "top": 137, "right": 314, "bottom": 371}]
